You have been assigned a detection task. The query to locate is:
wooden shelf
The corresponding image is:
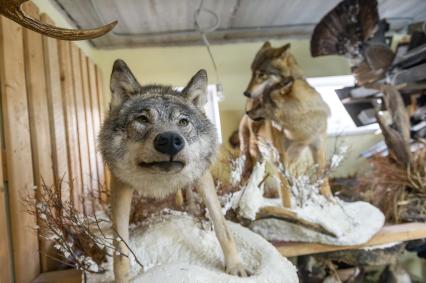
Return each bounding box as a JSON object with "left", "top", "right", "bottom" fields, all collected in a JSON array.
[
  {"left": 32, "top": 269, "right": 82, "bottom": 283},
  {"left": 275, "top": 223, "right": 426, "bottom": 257}
]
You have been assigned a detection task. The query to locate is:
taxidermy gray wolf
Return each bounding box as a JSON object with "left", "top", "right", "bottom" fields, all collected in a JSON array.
[
  {"left": 244, "top": 42, "right": 333, "bottom": 198},
  {"left": 99, "top": 60, "right": 247, "bottom": 282}
]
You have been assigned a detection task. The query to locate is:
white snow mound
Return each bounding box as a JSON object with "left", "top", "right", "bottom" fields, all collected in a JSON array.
[
  {"left": 251, "top": 199, "right": 385, "bottom": 246},
  {"left": 88, "top": 213, "right": 298, "bottom": 283}
]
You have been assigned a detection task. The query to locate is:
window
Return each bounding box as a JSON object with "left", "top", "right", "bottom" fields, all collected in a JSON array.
[
  {"left": 307, "top": 76, "right": 379, "bottom": 136},
  {"left": 204, "top": 84, "right": 223, "bottom": 143}
]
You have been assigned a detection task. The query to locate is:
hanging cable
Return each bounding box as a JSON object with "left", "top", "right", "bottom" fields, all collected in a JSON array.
[{"left": 194, "top": 0, "right": 223, "bottom": 99}]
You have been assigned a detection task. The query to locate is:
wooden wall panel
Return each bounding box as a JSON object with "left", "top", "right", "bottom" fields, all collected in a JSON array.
[
  {"left": 23, "top": 4, "right": 56, "bottom": 273},
  {"left": 80, "top": 52, "right": 98, "bottom": 209},
  {"left": 0, "top": 6, "right": 107, "bottom": 280},
  {"left": 95, "top": 67, "right": 110, "bottom": 194},
  {"left": 0, "top": 15, "right": 40, "bottom": 283},
  {"left": 95, "top": 66, "right": 106, "bottom": 120},
  {"left": 0, "top": 134, "right": 12, "bottom": 283},
  {"left": 41, "top": 14, "right": 71, "bottom": 204},
  {"left": 88, "top": 60, "right": 104, "bottom": 199},
  {"left": 58, "top": 40, "right": 83, "bottom": 212},
  {"left": 70, "top": 45, "right": 92, "bottom": 214}
]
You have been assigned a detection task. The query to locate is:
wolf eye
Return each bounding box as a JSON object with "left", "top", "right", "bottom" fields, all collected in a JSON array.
[
  {"left": 258, "top": 72, "right": 268, "bottom": 80},
  {"left": 178, "top": 118, "right": 189, "bottom": 127},
  {"left": 136, "top": 114, "right": 150, "bottom": 123}
]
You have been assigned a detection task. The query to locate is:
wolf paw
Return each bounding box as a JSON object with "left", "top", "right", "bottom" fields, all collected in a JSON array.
[{"left": 226, "top": 262, "right": 251, "bottom": 277}]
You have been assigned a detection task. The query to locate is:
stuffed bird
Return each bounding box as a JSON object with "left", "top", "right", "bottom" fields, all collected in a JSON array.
[{"left": 310, "top": 0, "right": 394, "bottom": 85}]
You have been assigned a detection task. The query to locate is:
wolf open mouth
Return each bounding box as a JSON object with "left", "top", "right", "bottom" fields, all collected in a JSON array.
[{"left": 138, "top": 161, "right": 185, "bottom": 173}]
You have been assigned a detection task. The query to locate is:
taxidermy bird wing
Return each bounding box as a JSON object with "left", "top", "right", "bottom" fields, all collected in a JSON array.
[{"left": 310, "top": 0, "right": 379, "bottom": 64}]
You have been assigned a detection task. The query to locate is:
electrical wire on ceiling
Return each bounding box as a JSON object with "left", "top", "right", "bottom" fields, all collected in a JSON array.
[{"left": 194, "top": 0, "right": 224, "bottom": 99}]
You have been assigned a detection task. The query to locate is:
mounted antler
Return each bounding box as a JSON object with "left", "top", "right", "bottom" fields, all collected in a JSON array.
[{"left": 0, "top": 0, "right": 117, "bottom": 40}]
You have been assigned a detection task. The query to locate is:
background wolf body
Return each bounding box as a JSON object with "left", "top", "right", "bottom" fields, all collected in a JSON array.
[
  {"left": 99, "top": 60, "right": 247, "bottom": 282},
  {"left": 243, "top": 42, "right": 333, "bottom": 198}
]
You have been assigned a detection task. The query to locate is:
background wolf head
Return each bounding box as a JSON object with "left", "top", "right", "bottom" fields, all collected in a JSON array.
[
  {"left": 246, "top": 77, "right": 294, "bottom": 122},
  {"left": 244, "top": 42, "right": 304, "bottom": 99},
  {"left": 99, "top": 60, "right": 218, "bottom": 198}
]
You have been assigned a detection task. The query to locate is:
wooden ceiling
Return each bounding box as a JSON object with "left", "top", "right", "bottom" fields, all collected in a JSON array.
[{"left": 52, "top": 0, "right": 426, "bottom": 49}]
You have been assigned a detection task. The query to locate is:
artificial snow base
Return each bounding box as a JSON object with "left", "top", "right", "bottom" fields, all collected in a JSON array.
[
  {"left": 229, "top": 162, "right": 385, "bottom": 246},
  {"left": 250, "top": 199, "right": 385, "bottom": 246},
  {"left": 88, "top": 212, "right": 298, "bottom": 283}
]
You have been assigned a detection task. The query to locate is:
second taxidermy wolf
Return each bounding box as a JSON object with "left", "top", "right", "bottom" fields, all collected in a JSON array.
[
  {"left": 244, "top": 42, "right": 333, "bottom": 198},
  {"left": 99, "top": 60, "right": 247, "bottom": 282}
]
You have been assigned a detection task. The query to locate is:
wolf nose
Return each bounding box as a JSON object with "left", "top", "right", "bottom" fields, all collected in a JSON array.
[
  {"left": 243, "top": 91, "right": 252, "bottom": 98},
  {"left": 154, "top": 131, "right": 185, "bottom": 156}
]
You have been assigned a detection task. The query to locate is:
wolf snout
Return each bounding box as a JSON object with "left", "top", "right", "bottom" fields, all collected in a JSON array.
[
  {"left": 154, "top": 131, "right": 185, "bottom": 156},
  {"left": 243, "top": 91, "right": 252, "bottom": 98}
]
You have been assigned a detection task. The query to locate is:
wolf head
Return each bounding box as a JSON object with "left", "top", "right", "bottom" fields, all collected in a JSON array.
[
  {"left": 99, "top": 60, "right": 217, "bottom": 198},
  {"left": 244, "top": 42, "right": 303, "bottom": 99},
  {"left": 246, "top": 77, "right": 294, "bottom": 122}
]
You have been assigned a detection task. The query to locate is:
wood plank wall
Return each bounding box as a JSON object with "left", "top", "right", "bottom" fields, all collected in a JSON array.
[
  {"left": 23, "top": 5, "right": 57, "bottom": 273},
  {"left": 0, "top": 2, "right": 107, "bottom": 282},
  {"left": 0, "top": 120, "right": 13, "bottom": 283}
]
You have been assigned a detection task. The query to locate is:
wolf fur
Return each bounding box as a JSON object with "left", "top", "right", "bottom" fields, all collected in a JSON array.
[
  {"left": 244, "top": 42, "right": 333, "bottom": 198},
  {"left": 99, "top": 60, "right": 247, "bottom": 282},
  {"left": 238, "top": 42, "right": 298, "bottom": 186}
]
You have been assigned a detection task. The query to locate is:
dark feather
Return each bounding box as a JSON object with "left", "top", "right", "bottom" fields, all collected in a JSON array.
[{"left": 311, "top": 0, "right": 379, "bottom": 58}]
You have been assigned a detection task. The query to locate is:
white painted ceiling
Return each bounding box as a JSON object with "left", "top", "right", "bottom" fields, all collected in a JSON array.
[{"left": 52, "top": 0, "right": 426, "bottom": 49}]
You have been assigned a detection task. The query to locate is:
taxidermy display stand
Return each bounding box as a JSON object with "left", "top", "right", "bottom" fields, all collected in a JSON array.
[
  {"left": 230, "top": 159, "right": 384, "bottom": 246},
  {"left": 233, "top": 46, "right": 384, "bottom": 246},
  {"left": 85, "top": 213, "right": 298, "bottom": 283},
  {"left": 233, "top": 130, "right": 384, "bottom": 245}
]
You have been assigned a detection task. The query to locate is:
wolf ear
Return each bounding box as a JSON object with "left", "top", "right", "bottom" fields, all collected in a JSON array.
[
  {"left": 274, "top": 43, "right": 291, "bottom": 58},
  {"left": 262, "top": 41, "right": 271, "bottom": 49},
  {"left": 182, "top": 69, "right": 208, "bottom": 107},
  {"left": 110, "top": 59, "right": 140, "bottom": 109}
]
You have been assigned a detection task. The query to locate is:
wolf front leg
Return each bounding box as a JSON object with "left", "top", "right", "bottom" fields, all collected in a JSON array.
[
  {"left": 111, "top": 175, "right": 134, "bottom": 283},
  {"left": 196, "top": 172, "right": 248, "bottom": 277},
  {"left": 238, "top": 115, "right": 255, "bottom": 182},
  {"left": 309, "top": 136, "right": 333, "bottom": 198}
]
